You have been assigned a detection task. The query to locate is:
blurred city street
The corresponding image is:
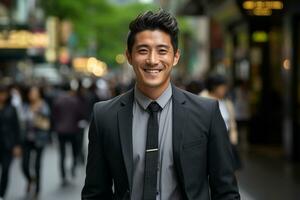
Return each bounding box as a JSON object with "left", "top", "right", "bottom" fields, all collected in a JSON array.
[
  {"left": 4, "top": 143, "right": 300, "bottom": 200},
  {"left": 238, "top": 149, "right": 300, "bottom": 200},
  {"left": 1, "top": 0, "right": 300, "bottom": 200},
  {"left": 6, "top": 144, "right": 86, "bottom": 200}
]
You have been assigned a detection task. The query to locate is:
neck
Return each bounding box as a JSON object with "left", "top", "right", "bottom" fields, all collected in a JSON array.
[
  {"left": 208, "top": 92, "right": 219, "bottom": 100},
  {"left": 31, "top": 99, "right": 42, "bottom": 105},
  {"left": 137, "top": 82, "right": 170, "bottom": 100}
]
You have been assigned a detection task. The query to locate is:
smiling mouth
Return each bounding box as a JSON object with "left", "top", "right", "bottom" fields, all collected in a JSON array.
[{"left": 143, "top": 69, "right": 162, "bottom": 73}]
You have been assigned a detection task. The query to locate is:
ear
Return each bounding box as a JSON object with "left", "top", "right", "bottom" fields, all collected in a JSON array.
[
  {"left": 125, "top": 49, "right": 132, "bottom": 65},
  {"left": 173, "top": 49, "right": 180, "bottom": 66}
]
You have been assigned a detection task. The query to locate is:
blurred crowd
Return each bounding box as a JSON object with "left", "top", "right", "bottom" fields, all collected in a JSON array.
[
  {"left": 0, "top": 75, "right": 132, "bottom": 200},
  {"left": 0, "top": 73, "right": 250, "bottom": 200}
]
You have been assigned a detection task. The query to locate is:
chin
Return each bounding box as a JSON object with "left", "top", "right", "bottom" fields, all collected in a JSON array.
[
  {"left": 144, "top": 83, "right": 161, "bottom": 89},
  {"left": 148, "top": 78, "right": 165, "bottom": 85}
]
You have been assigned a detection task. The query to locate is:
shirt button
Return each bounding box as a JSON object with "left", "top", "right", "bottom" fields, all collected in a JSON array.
[{"left": 156, "top": 191, "right": 160, "bottom": 195}]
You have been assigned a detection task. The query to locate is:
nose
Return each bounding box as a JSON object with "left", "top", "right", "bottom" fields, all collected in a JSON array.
[{"left": 146, "top": 51, "right": 159, "bottom": 65}]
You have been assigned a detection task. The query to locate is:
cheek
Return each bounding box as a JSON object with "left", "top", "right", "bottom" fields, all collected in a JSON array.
[
  {"left": 165, "top": 55, "right": 177, "bottom": 66},
  {"left": 164, "top": 59, "right": 175, "bottom": 70},
  {"left": 132, "top": 57, "right": 146, "bottom": 67},
  {"left": 217, "top": 88, "right": 226, "bottom": 97},
  {"left": 29, "top": 92, "right": 38, "bottom": 100}
]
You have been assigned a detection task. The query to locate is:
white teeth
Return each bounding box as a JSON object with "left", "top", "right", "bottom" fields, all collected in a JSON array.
[{"left": 144, "top": 69, "right": 161, "bottom": 73}]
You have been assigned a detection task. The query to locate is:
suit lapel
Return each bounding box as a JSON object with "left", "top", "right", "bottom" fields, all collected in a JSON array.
[
  {"left": 117, "top": 86, "right": 187, "bottom": 190},
  {"left": 172, "top": 86, "right": 187, "bottom": 183},
  {"left": 118, "top": 90, "right": 134, "bottom": 189}
]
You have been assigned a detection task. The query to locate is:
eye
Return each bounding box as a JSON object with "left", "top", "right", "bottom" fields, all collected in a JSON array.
[
  {"left": 138, "top": 49, "right": 148, "bottom": 54},
  {"left": 159, "top": 49, "right": 168, "bottom": 55}
]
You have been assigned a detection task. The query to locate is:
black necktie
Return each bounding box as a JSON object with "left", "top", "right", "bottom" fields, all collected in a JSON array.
[{"left": 143, "top": 101, "right": 161, "bottom": 200}]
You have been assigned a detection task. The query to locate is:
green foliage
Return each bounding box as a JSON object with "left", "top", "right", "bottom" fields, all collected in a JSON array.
[{"left": 41, "top": 0, "right": 157, "bottom": 67}]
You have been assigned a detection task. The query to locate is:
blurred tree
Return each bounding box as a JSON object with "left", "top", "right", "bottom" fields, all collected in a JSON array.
[{"left": 41, "top": 0, "right": 155, "bottom": 67}]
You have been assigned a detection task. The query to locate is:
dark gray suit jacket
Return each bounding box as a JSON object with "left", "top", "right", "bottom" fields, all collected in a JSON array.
[{"left": 82, "top": 86, "right": 240, "bottom": 200}]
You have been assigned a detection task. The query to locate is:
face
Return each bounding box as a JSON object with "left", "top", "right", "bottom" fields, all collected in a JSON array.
[
  {"left": 214, "top": 84, "right": 228, "bottom": 99},
  {"left": 126, "top": 30, "right": 180, "bottom": 95},
  {"left": 28, "top": 87, "right": 41, "bottom": 102},
  {"left": 0, "top": 91, "right": 8, "bottom": 104}
]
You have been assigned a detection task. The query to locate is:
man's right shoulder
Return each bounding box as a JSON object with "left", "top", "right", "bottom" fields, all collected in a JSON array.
[
  {"left": 93, "top": 89, "right": 133, "bottom": 115},
  {"left": 93, "top": 95, "right": 121, "bottom": 114}
]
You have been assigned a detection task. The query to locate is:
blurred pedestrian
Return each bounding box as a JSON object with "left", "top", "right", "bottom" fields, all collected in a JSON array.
[
  {"left": 82, "top": 10, "right": 240, "bottom": 200},
  {"left": 76, "top": 81, "right": 92, "bottom": 165},
  {"left": 95, "top": 78, "right": 112, "bottom": 101},
  {"left": 53, "top": 82, "right": 84, "bottom": 185},
  {"left": 232, "top": 80, "right": 250, "bottom": 151},
  {"left": 200, "top": 74, "right": 242, "bottom": 171},
  {"left": 185, "top": 79, "right": 204, "bottom": 95},
  {"left": 0, "top": 85, "right": 21, "bottom": 200},
  {"left": 10, "top": 83, "right": 25, "bottom": 129},
  {"left": 21, "top": 85, "right": 50, "bottom": 199}
]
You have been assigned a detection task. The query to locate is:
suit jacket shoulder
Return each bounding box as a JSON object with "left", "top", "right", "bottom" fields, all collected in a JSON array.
[
  {"left": 173, "top": 87, "right": 219, "bottom": 133},
  {"left": 93, "top": 89, "right": 133, "bottom": 116},
  {"left": 180, "top": 88, "right": 217, "bottom": 110}
]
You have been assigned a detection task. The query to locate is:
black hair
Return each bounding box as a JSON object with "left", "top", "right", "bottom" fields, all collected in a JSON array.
[
  {"left": 0, "top": 84, "right": 11, "bottom": 105},
  {"left": 205, "top": 74, "right": 228, "bottom": 92},
  {"left": 127, "top": 9, "right": 179, "bottom": 54},
  {"left": 186, "top": 80, "right": 204, "bottom": 95},
  {"left": 23, "top": 85, "right": 45, "bottom": 103}
]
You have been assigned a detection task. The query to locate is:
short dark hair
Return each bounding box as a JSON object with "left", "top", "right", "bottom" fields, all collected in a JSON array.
[
  {"left": 0, "top": 84, "right": 11, "bottom": 105},
  {"left": 24, "top": 85, "right": 44, "bottom": 103},
  {"left": 205, "top": 74, "right": 228, "bottom": 92},
  {"left": 127, "top": 9, "right": 179, "bottom": 54}
]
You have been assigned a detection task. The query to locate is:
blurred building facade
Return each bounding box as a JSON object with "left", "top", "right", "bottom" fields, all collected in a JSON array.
[
  {"left": 162, "top": 0, "right": 300, "bottom": 162},
  {"left": 0, "top": 0, "right": 79, "bottom": 84},
  {"left": 0, "top": 0, "right": 56, "bottom": 83}
]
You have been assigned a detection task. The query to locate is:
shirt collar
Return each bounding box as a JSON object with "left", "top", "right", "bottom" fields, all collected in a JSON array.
[{"left": 134, "top": 83, "right": 172, "bottom": 111}]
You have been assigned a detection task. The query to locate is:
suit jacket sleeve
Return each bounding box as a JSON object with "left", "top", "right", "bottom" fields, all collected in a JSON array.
[
  {"left": 82, "top": 109, "right": 113, "bottom": 199},
  {"left": 208, "top": 101, "right": 240, "bottom": 200}
]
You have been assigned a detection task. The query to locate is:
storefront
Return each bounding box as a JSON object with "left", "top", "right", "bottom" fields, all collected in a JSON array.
[{"left": 282, "top": 4, "right": 300, "bottom": 161}]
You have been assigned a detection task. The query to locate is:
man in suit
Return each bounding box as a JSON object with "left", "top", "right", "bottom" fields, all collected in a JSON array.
[{"left": 82, "top": 10, "right": 240, "bottom": 200}]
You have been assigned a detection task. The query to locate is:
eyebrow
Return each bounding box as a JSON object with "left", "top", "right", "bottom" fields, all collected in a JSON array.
[{"left": 135, "top": 44, "right": 171, "bottom": 49}]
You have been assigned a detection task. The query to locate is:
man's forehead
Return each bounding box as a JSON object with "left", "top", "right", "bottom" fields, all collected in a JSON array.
[{"left": 133, "top": 30, "right": 172, "bottom": 47}]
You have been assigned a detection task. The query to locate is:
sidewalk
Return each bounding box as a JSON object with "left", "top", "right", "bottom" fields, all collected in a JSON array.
[
  {"left": 6, "top": 144, "right": 298, "bottom": 200},
  {"left": 6, "top": 145, "right": 85, "bottom": 200},
  {"left": 238, "top": 149, "right": 300, "bottom": 200}
]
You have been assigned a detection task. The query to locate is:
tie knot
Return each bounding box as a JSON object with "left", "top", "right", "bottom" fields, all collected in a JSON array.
[{"left": 147, "top": 101, "right": 161, "bottom": 113}]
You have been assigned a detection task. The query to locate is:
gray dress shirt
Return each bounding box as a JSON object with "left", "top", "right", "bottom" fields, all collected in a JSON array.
[{"left": 131, "top": 84, "right": 182, "bottom": 200}]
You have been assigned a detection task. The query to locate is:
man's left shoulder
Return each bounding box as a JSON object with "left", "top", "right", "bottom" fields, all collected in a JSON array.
[{"left": 175, "top": 87, "right": 216, "bottom": 108}]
